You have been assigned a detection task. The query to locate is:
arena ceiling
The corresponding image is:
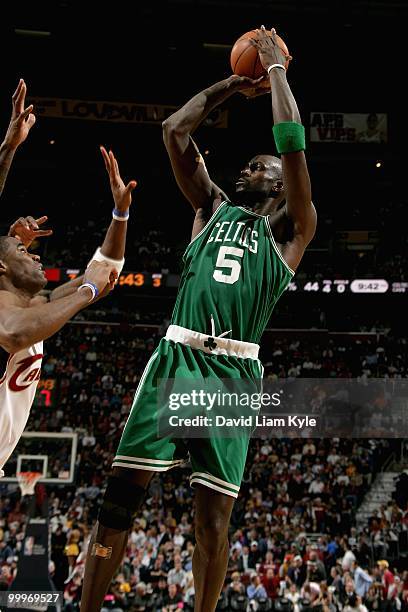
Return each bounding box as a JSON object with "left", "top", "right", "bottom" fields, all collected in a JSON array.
[{"left": 0, "top": 0, "right": 404, "bottom": 133}]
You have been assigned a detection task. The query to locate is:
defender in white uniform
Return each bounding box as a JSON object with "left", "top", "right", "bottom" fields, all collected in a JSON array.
[
  {"left": 0, "top": 341, "right": 43, "bottom": 476},
  {"left": 0, "top": 80, "right": 136, "bottom": 478}
]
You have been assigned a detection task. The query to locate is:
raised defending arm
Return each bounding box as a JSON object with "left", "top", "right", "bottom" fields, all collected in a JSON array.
[{"left": 0, "top": 80, "right": 36, "bottom": 197}]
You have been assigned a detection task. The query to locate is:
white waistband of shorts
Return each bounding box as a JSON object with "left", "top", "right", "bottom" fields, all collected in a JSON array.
[{"left": 165, "top": 324, "right": 259, "bottom": 360}]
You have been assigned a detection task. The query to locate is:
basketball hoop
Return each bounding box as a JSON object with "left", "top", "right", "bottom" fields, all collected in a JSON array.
[{"left": 17, "top": 471, "right": 43, "bottom": 496}]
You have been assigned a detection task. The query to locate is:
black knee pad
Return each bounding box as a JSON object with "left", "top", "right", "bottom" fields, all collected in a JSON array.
[{"left": 98, "top": 476, "right": 145, "bottom": 531}]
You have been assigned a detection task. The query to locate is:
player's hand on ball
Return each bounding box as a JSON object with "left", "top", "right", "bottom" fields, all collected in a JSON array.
[{"left": 250, "top": 26, "right": 292, "bottom": 72}]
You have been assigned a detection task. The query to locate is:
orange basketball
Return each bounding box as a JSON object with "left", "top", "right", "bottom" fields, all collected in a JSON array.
[{"left": 230, "top": 30, "right": 290, "bottom": 83}]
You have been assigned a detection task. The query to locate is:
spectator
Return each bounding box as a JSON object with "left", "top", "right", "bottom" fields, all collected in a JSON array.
[
  {"left": 247, "top": 571, "right": 268, "bottom": 601},
  {"left": 63, "top": 529, "right": 81, "bottom": 573},
  {"left": 352, "top": 560, "right": 373, "bottom": 598},
  {"left": 262, "top": 567, "right": 280, "bottom": 599},
  {"left": 287, "top": 555, "right": 306, "bottom": 587},
  {"left": 167, "top": 555, "right": 187, "bottom": 588},
  {"left": 248, "top": 541, "right": 261, "bottom": 569},
  {"left": 0, "top": 540, "right": 13, "bottom": 563},
  {"left": 226, "top": 570, "right": 245, "bottom": 601},
  {"left": 377, "top": 560, "right": 394, "bottom": 600},
  {"left": 162, "top": 583, "right": 184, "bottom": 610}
]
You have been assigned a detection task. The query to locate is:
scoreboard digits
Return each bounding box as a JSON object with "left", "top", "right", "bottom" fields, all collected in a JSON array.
[
  {"left": 286, "top": 279, "right": 396, "bottom": 294},
  {"left": 46, "top": 269, "right": 406, "bottom": 294},
  {"left": 119, "top": 273, "right": 146, "bottom": 287}
]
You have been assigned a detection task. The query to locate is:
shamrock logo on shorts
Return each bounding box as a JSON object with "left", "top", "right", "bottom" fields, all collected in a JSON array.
[{"left": 204, "top": 337, "right": 217, "bottom": 351}]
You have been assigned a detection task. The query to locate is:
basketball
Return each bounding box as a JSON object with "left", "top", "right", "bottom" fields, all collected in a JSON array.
[{"left": 230, "top": 30, "right": 290, "bottom": 82}]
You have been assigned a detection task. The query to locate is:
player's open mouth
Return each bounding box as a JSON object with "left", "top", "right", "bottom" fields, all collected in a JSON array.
[{"left": 236, "top": 179, "right": 247, "bottom": 185}]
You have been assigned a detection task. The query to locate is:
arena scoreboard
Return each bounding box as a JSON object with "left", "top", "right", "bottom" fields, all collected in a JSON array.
[
  {"left": 116, "top": 272, "right": 163, "bottom": 288},
  {"left": 33, "top": 379, "right": 57, "bottom": 407},
  {"left": 287, "top": 279, "right": 407, "bottom": 294},
  {"left": 44, "top": 269, "right": 407, "bottom": 294},
  {"left": 45, "top": 268, "right": 165, "bottom": 288}
]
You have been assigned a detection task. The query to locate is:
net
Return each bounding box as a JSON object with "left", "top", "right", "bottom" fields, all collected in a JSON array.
[{"left": 17, "top": 471, "right": 43, "bottom": 496}]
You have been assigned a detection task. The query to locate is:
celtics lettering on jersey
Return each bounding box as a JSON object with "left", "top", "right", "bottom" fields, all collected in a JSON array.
[
  {"left": 171, "top": 201, "right": 294, "bottom": 344},
  {"left": 207, "top": 220, "right": 258, "bottom": 285}
]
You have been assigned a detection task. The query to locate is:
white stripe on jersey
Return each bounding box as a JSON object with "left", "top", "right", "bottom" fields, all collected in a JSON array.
[{"left": 0, "top": 342, "right": 43, "bottom": 477}]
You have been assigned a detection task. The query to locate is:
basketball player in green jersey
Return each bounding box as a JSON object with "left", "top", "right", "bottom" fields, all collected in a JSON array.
[{"left": 81, "top": 27, "right": 316, "bottom": 612}]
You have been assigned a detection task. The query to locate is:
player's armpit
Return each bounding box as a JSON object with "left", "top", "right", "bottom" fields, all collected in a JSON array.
[
  {"left": 211, "top": 184, "right": 229, "bottom": 212},
  {"left": 280, "top": 206, "right": 316, "bottom": 272},
  {"left": 190, "top": 189, "right": 228, "bottom": 242}
]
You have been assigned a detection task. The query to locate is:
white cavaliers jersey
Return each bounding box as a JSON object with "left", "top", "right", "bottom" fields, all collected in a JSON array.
[{"left": 0, "top": 341, "right": 43, "bottom": 477}]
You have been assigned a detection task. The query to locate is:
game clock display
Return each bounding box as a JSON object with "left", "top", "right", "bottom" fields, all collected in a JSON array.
[
  {"left": 287, "top": 279, "right": 402, "bottom": 294},
  {"left": 117, "top": 272, "right": 163, "bottom": 288}
]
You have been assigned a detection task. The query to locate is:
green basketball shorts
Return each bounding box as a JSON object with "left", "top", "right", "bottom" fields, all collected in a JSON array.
[{"left": 112, "top": 324, "right": 262, "bottom": 498}]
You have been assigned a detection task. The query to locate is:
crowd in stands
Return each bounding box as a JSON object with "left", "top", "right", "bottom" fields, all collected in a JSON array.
[
  {"left": 1, "top": 193, "right": 406, "bottom": 281},
  {"left": 0, "top": 321, "right": 407, "bottom": 611},
  {"left": 1, "top": 434, "right": 406, "bottom": 611},
  {"left": 44, "top": 226, "right": 182, "bottom": 275},
  {"left": 41, "top": 212, "right": 408, "bottom": 280}
]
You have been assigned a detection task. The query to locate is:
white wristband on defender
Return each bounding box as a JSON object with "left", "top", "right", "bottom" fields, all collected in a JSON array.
[
  {"left": 267, "top": 63, "right": 286, "bottom": 73},
  {"left": 87, "top": 247, "right": 125, "bottom": 275}
]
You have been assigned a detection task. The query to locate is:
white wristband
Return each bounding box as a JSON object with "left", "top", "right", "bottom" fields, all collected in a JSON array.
[
  {"left": 267, "top": 63, "right": 286, "bottom": 74},
  {"left": 87, "top": 247, "right": 125, "bottom": 275},
  {"left": 78, "top": 282, "right": 98, "bottom": 302}
]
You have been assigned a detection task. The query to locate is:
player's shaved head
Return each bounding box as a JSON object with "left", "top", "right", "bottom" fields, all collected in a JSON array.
[{"left": 253, "top": 155, "right": 282, "bottom": 179}]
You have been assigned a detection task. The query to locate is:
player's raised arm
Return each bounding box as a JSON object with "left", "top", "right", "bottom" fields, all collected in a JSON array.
[
  {"left": 47, "top": 147, "right": 136, "bottom": 303},
  {"left": 162, "top": 75, "right": 262, "bottom": 212},
  {"left": 0, "top": 79, "right": 36, "bottom": 197},
  {"left": 252, "top": 26, "right": 317, "bottom": 271},
  {"left": 97, "top": 146, "right": 136, "bottom": 261}
]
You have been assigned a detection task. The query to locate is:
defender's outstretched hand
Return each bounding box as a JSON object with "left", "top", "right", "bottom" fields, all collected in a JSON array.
[
  {"left": 100, "top": 146, "right": 137, "bottom": 215},
  {"left": 4, "top": 79, "right": 36, "bottom": 150},
  {"left": 8, "top": 215, "right": 53, "bottom": 248}
]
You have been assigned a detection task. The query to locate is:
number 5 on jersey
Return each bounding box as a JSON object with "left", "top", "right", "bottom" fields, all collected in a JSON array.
[{"left": 213, "top": 246, "right": 244, "bottom": 285}]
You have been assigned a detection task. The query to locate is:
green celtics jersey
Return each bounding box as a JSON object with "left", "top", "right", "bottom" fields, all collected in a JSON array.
[{"left": 171, "top": 201, "right": 294, "bottom": 344}]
